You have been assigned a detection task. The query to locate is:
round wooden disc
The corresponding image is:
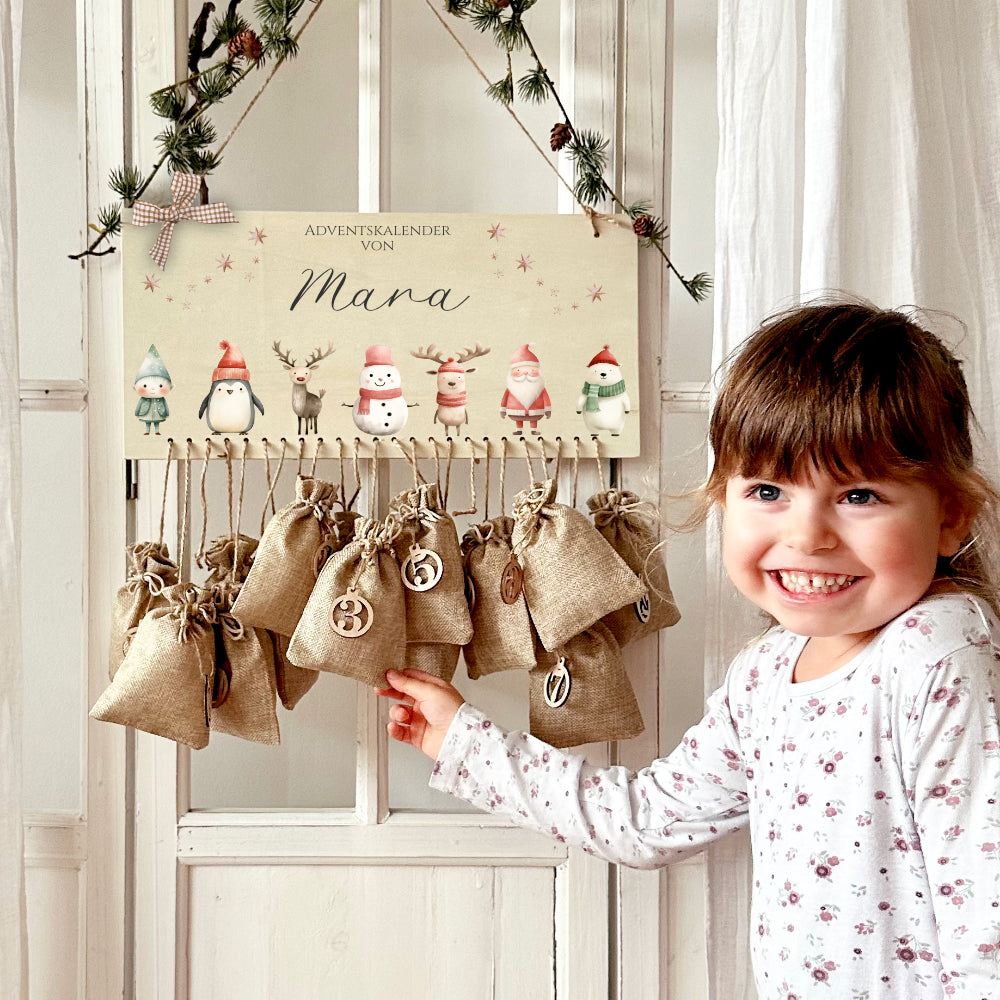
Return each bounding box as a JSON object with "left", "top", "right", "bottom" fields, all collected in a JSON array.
[{"left": 500, "top": 557, "right": 524, "bottom": 605}]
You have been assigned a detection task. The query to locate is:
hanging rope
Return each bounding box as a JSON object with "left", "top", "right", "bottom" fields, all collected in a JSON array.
[
  {"left": 197, "top": 438, "right": 213, "bottom": 567},
  {"left": 157, "top": 438, "right": 174, "bottom": 547},
  {"left": 260, "top": 438, "right": 288, "bottom": 535},
  {"left": 483, "top": 438, "right": 491, "bottom": 521},
  {"left": 216, "top": 0, "right": 328, "bottom": 156}
]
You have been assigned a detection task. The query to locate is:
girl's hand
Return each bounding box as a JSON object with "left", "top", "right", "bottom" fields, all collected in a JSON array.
[{"left": 376, "top": 669, "right": 465, "bottom": 761}]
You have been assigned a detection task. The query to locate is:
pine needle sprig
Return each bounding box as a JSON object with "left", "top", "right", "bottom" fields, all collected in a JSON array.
[
  {"left": 516, "top": 65, "right": 549, "bottom": 104},
  {"left": 71, "top": 0, "right": 319, "bottom": 261},
  {"left": 108, "top": 165, "right": 145, "bottom": 204},
  {"left": 444, "top": 1, "right": 711, "bottom": 302}
]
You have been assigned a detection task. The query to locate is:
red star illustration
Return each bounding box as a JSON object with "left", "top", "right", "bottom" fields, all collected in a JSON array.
[
  {"left": 252, "top": 255, "right": 260, "bottom": 264},
  {"left": 571, "top": 303, "right": 579, "bottom": 310},
  {"left": 586, "top": 284, "right": 605, "bottom": 302},
  {"left": 516, "top": 254, "right": 534, "bottom": 273},
  {"left": 217, "top": 253, "right": 234, "bottom": 272},
  {"left": 249, "top": 227, "right": 267, "bottom": 245},
  {"left": 487, "top": 222, "right": 507, "bottom": 241},
  {"left": 536, "top": 279, "right": 544, "bottom": 287},
  {"left": 142, "top": 274, "right": 160, "bottom": 292},
  {"left": 165, "top": 296, "right": 174, "bottom": 303},
  {"left": 204, "top": 276, "right": 212, "bottom": 284}
]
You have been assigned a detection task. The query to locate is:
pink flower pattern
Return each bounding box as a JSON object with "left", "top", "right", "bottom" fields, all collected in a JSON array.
[{"left": 430, "top": 594, "right": 1000, "bottom": 998}]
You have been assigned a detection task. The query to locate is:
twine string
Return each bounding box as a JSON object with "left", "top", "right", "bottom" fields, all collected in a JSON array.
[
  {"left": 572, "top": 437, "right": 581, "bottom": 509},
  {"left": 197, "top": 439, "right": 212, "bottom": 566},
  {"left": 483, "top": 438, "right": 491, "bottom": 521},
  {"left": 217, "top": 0, "right": 328, "bottom": 156},
  {"left": 158, "top": 438, "right": 174, "bottom": 546},
  {"left": 310, "top": 438, "right": 322, "bottom": 478}
]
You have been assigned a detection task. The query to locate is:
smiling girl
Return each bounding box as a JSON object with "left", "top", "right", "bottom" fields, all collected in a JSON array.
[{"left": 379, "top": 302, "right": 1000, "bottom": 999}]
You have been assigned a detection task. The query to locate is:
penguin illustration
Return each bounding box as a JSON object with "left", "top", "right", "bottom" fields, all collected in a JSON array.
[{"left": 198, "top": 340, "right": 264, "bottom": 434}]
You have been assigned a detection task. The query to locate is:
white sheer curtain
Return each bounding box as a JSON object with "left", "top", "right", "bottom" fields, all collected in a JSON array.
[
  {"left": 708, "top": 2, "right": 1000, "bottom": 997},
  {"left": 0, "top": 0, "right": 24, "bottom": 996}
]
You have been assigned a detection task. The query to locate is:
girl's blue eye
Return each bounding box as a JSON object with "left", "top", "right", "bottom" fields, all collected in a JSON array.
[
  {"left": 751, "top": 483, "right": 782, "bottom": 502},
  {"left": 844, "top": 489, "right": 878, "bottom": 505}
]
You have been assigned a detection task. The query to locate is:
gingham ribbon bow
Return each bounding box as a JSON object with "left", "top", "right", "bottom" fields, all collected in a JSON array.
[{"left": 131, "top": 172, "right": 237, "bottom": 269}]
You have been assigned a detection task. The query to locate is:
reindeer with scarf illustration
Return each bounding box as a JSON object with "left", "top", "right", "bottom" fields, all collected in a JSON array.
[{"left": 411, "top": 342, "right": 492, "bottom": 433}]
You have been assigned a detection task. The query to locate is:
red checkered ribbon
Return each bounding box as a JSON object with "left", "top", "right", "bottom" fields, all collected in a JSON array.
[{"left": 131, "top": 172, "right": 237, "bottom": 269}]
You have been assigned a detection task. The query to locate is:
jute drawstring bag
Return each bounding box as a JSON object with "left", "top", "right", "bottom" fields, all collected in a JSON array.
[
  {"left": 91, "top": 584, "right": 218, "bottom": 749},
  {"left": 460, "top": 517, "right": 536, "bottom": 678},
  {"left": 109, "top": 447, "right": 181, "bottom": 679},
  {"left": 510, "top": 479, "right": 645, "bottom": 652},
  {"left": 270, "top": 631, "right": 318, "bottom": 709},
  {"left": 232, "top": 476, "right": 342, "bottom": 636},
  {"left": 109, "top": 541, "right": 179, "bottom": 679},
  {"left": 208, "top": 582, "right": 280, "bottom": 745},
  {"left": 202, "top": 534, "right": 259, "bottom": 586},
  {"left": 287, "top": 515, "right": 407, "bottom": 687},
  {"left": 405, "top": 642, "right": 461, "bottom": 682},
  {"left": 587, "top": 489, "right": 680, "bottom": 646},
  {"left": 389, "top": 482, "right": 473, "bottom": 646},
  {"left": 528, "top": 621, "right": 644, "bottom": 748}
]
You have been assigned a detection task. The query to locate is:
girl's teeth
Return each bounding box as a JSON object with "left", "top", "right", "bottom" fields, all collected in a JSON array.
[{"left": 778, "top": 571, "right": 855, "bottom": 594}]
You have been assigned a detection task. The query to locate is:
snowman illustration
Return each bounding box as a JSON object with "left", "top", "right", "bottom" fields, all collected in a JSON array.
[
  {"left": 576, "top": 344, "right": 630, "bottom": 436},
  {"left": 348, "top": 345, "right": 414, "bottom": 436}
]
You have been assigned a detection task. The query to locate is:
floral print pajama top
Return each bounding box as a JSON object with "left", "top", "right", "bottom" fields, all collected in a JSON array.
[{"left": 430, "top": 594, "right": 1000, "bottom": 999}]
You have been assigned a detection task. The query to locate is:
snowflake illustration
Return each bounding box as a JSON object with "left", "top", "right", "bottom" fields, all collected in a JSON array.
[
  {"left": 142, "top": 275, "right": 160, "bottom": 292},
  {"left": 216, "top": 253, "right": 234, "bottom": 272},
  {"left": 487, "top": 222, "right": 507, "bottom": 241},
  {"left": 249, "top": 227, "right": 267, "bottom": 245},
  {"left": 516, "top": 253, "right": 534, "bottom": 272},
  {"left": 586, "top": 283, "right": 605, "bottom": 302}
]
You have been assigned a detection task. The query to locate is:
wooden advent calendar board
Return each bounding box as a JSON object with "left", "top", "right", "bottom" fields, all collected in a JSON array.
[{"left": 123, "top": 211, "right": 639, "bottom": 460}]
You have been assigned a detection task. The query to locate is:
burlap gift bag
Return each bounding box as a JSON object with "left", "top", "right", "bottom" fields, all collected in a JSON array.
[
  {"left": 208, "top": 583, "right": 280, "bottom": 745},
  {"left": 460, "top": 517, "right": 536, "bottom": 678},
  {"left": 587, "top": 490, "right": 681, "bottom": 646},
  {"left": 108, "top": 542, "right": 179, "bottom": 679},
  {"left": 287, "top": 516, "right": 407, "bottom": 687},
  {"left": 528, "top": 622, "right": 644, "bottom": 748},
  {"left": 270, "top": 631, "right": 319, "bottom": 710},
  {"left": 389, "top": 483, "right": 473, "bottom": 646},
  {"left": 202, "top": 533, "right": 259, "bottom": 587},
  {"left": 232, "top": 476, "right": 342, "bottom": 636},
  {"left": 91, "top": 584, "right": 217, "bottom": 749},
  {"left": 510, "top": 479, "right": 645, "bottom": 651},
  {"left": 405, "top": 642, "right": 461, "bottom": 682}
]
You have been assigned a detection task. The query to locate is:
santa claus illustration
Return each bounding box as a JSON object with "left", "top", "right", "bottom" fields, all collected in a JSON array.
[{"left": 499, "top": 343, "right": 552, "bottom": 435}]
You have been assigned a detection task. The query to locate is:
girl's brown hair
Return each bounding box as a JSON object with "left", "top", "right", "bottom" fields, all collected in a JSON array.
[{"left": 700, "top": 300, "right": 1000, "bottom": 613}]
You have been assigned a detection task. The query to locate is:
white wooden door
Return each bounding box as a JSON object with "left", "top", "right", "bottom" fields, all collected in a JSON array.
[{"left": 78, "top": 2, "right": 695, "bottom": 997}]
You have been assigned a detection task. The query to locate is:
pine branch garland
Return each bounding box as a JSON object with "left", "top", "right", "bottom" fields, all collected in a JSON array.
[
  {"left": 445, "top": 0, "right": 712, "bottom": 302},
  {"left": 70, "top": 0, "right": 318, "bottom": 261}
]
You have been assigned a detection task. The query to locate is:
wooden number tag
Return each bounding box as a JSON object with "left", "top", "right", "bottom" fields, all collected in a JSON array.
[
  {"left": 543, "top": 656, "right": 572, "bottom": 709},
  {"left": 500, "top": 554, "right": 524, "bottom": 605},
  {"left": 329, "top": 589, "right": 374, "bottom": 637},
  {"left": 633, "top": 592, "right": 651, "bottom": 624},
  {"left": 401, "top": 545, "right": 444, "bottom": 592}
]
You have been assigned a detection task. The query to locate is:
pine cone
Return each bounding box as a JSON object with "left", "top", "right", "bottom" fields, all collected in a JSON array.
[
  {"left": 632, "top": 214, "right": 656, "bottom": 239},
  {"left": 228, "top": 29, "right": 263, "bottom": 62},
  {"left": 550, "top": 122, "right": 572, "bottom": 152}
]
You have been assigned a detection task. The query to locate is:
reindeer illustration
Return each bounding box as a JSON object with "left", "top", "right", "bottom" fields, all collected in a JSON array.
[
  {"left": 411, "top": 342, "right": 491, "bottom": 432},
  {"left": 272, "top": 341, "right": 335, "bottom": 435}
]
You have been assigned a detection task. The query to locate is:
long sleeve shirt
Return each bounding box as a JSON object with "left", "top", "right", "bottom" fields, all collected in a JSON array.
[{"left": 430, "top": 593, "right": 1000, "bottom": 999}]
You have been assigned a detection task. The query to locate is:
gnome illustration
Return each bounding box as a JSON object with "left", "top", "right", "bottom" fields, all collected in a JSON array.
[
  {"left": 133, "top": 344, "right": 173, "bottom": 435},
  {"left": 198, "top": 340, "right": 264, "bottom": 434},
  {"left": 576, "top": 344, "right": 630, "bottom": 437},
  {"left": 499, "top": 344, "right": 551, "bottom": 435},
  {"left": 350, "top": 345, "right": 411, "bottom": 436}
]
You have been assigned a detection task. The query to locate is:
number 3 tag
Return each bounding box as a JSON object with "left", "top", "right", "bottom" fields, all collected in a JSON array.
[
  {"left": 543, "top": 656, "right": 572, "bottom": 709},
  {"left": 330, "top": 589, "right": 374, "bottom": 637}
]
